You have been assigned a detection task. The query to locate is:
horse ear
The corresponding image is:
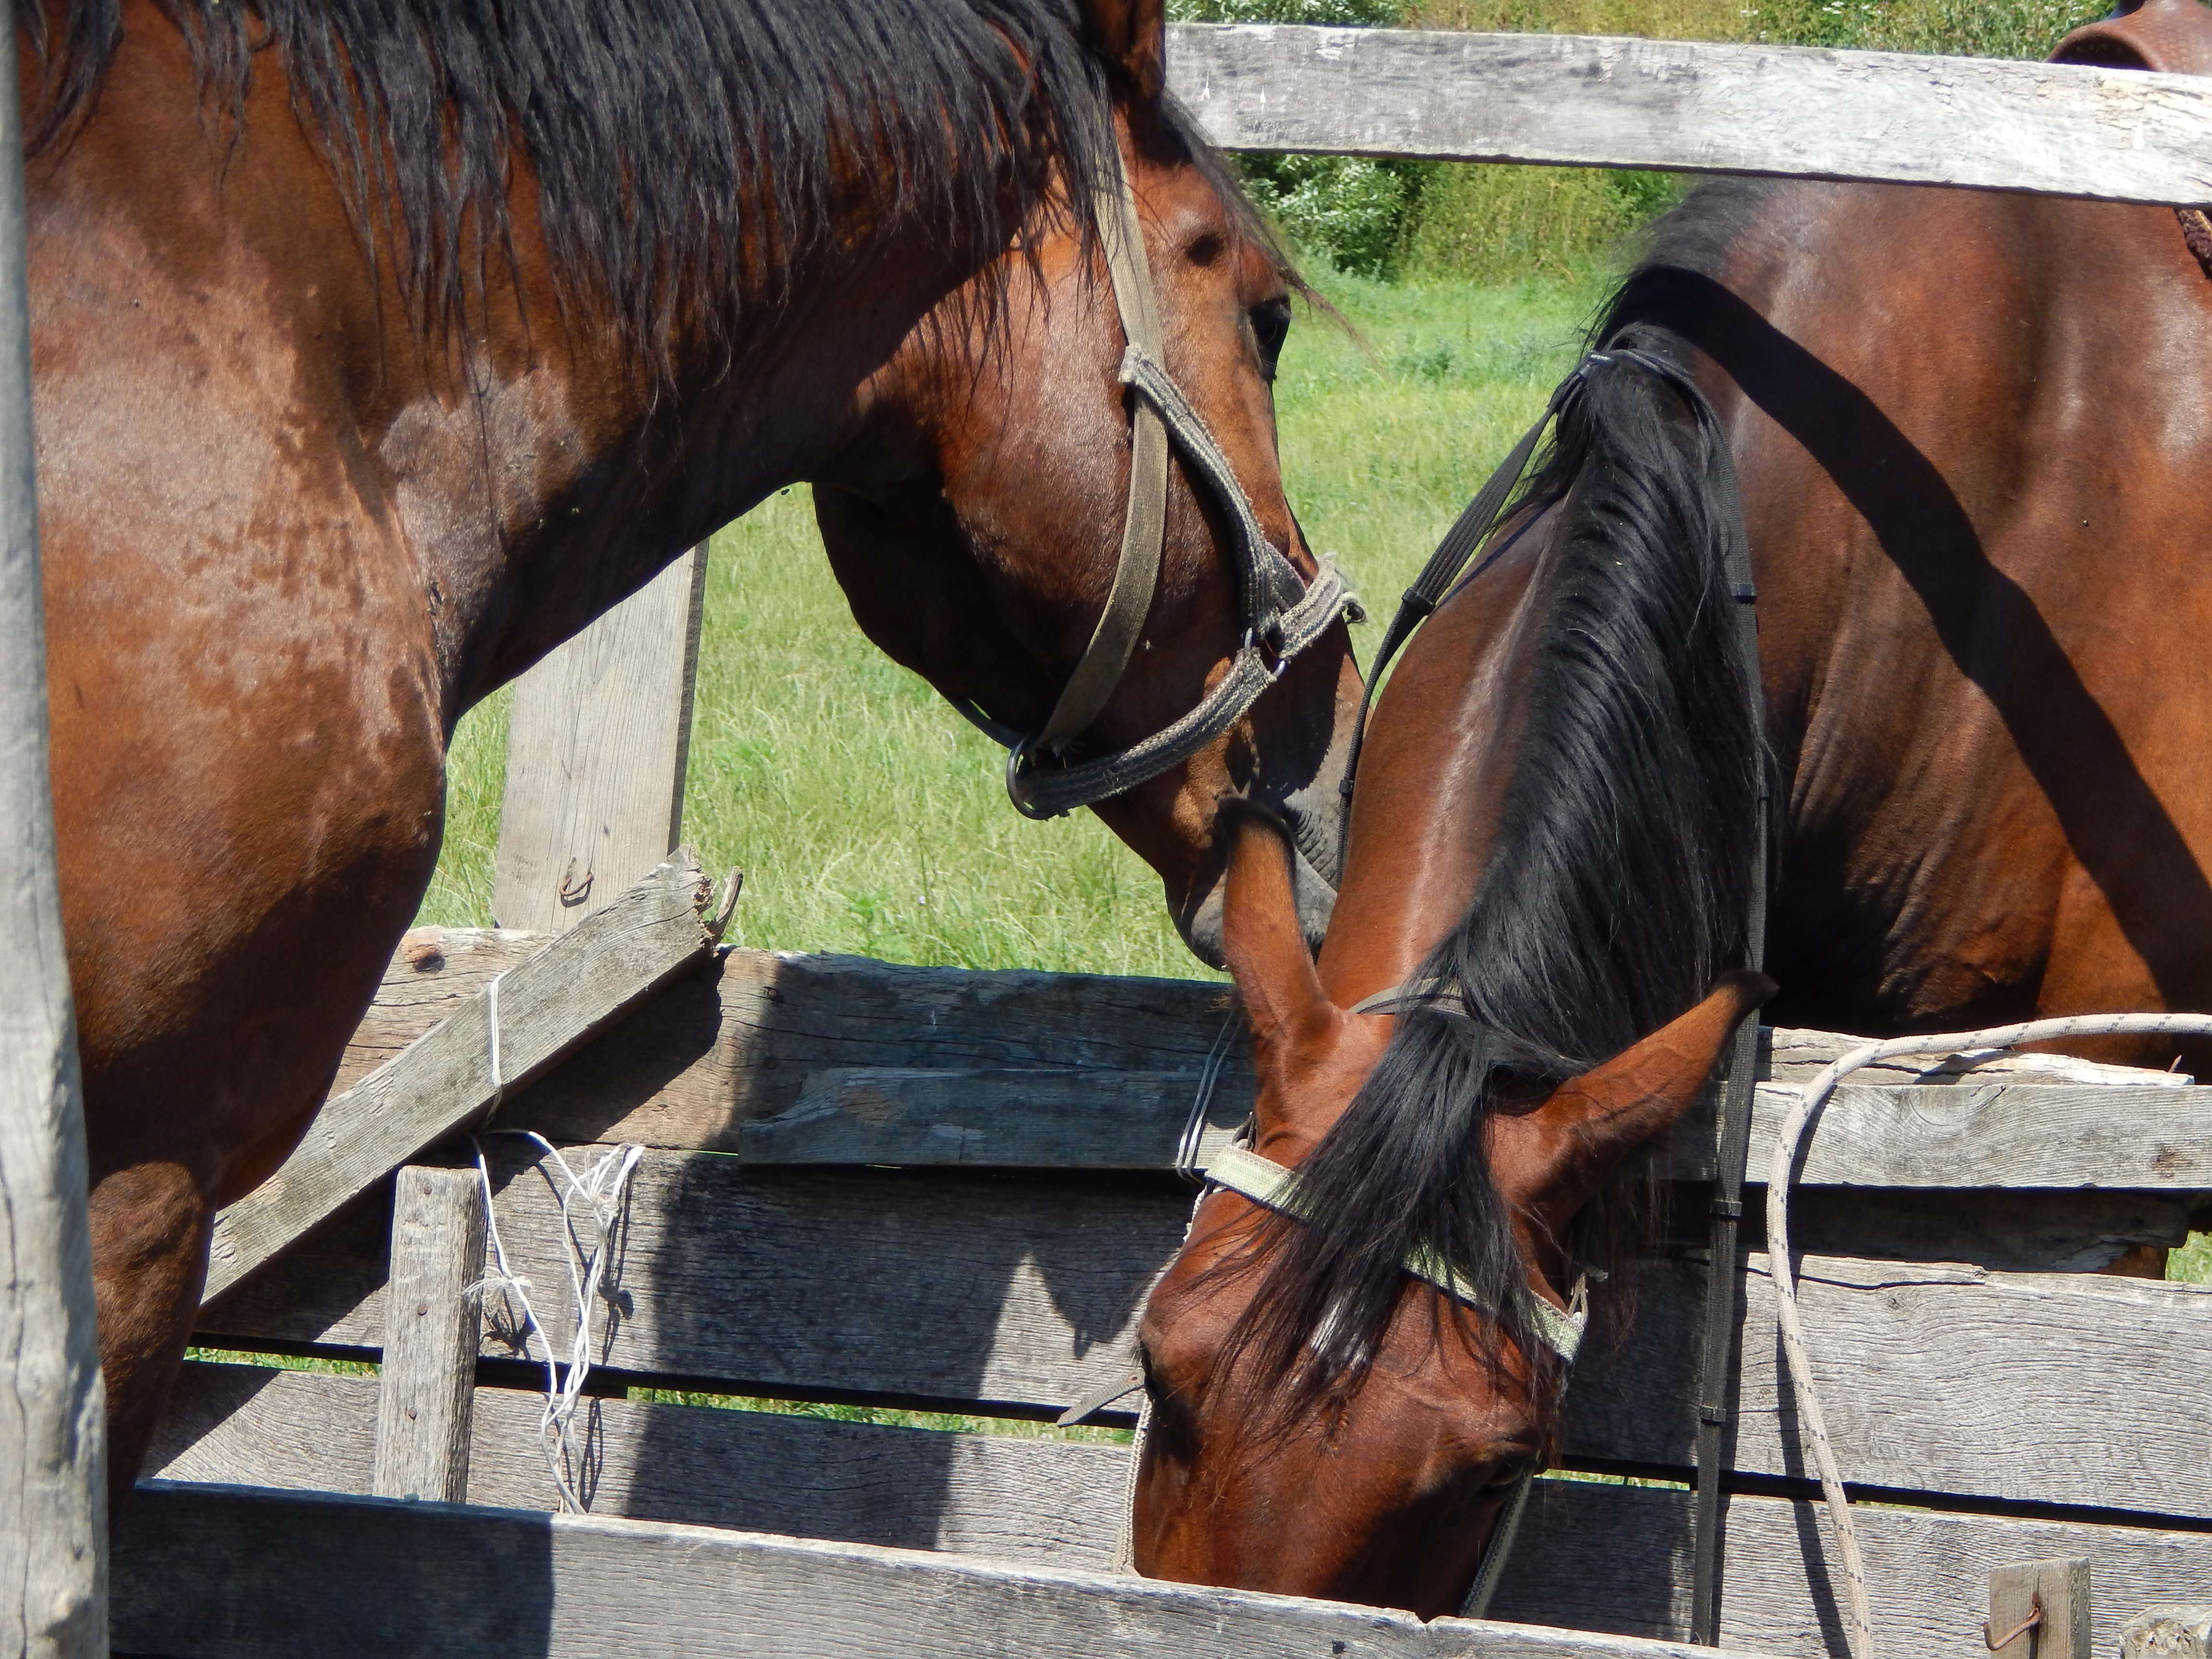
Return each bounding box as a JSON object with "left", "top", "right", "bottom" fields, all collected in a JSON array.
[
  {"left": 1494, "top": 971, "right": 1775, "bottom": 1238},
  {"left": 1219, "top": 802, "right": 1334, "bottom": 1080},
  {"left": 1082, "top": 0, "right": 1167, "bottom": 104}
]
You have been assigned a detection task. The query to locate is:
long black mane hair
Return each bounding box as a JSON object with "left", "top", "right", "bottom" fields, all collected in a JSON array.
[
  {"left": 20, "top": 0, "right": 1262, "bottom": 366},
  {"left": 1224, "top": 188, "right": 1768, "bottom": 1418}
]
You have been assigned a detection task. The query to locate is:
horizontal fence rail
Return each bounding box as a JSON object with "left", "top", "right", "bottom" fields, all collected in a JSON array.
[
  {"left": 1166, "top": 23, "right": 2212, "bottom": 206},
  {"left": 115, "top": 1481, "right": 1784, "bottom": 1659}
]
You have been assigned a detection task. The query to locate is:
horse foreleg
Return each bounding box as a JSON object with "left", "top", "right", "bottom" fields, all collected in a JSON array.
[{"left": 86, "top": 1160, "right": 214, "bottom": 1502}]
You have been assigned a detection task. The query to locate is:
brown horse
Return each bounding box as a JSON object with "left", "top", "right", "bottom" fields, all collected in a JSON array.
[
  {"left": 1131, "top": 0, "right": 2212, "bottom": 1613},
  {"left": 27, "top": 0, "right": 1361, "bottom": 1489}
]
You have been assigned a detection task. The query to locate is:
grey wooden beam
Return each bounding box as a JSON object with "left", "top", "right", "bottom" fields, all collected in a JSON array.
[
  {"left": 113, "top": 1479, "right": 1784, "bottom": 1659},
  {"left": 740, "top": 1066, "right": 1247, "bottom": 1169},
  {"left": 494, "top": 546, "right": 708, "bottom": 933},
  {"left": 142, "top": 1370, "right": 2212, "bottom": 1659},
  {"left": 0, "top": 16, "right": 103, "bottom": 1651},
  {"left": 1165, "top": 24, "right": 2212, "bottom": 206},
  {"left": 201, "top": 855, "right": 713, "bottom": 1304},
  {"left": 372, "top": 1167, "right": 487, "bottom": 1504},
  {"left": 193, "top": 1140, "right": 2212, "bottom": 1520}
]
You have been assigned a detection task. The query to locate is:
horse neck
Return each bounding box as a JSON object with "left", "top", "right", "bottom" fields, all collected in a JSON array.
[
  {"left": 1313, "top": 531, "right": 1553, "bottom": 1041},
  {"left": 390, "top": 216, "right": 987, "bottom": 722}
]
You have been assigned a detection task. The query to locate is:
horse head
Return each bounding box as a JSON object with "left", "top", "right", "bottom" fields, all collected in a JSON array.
[
  {"left": 1132, "top": 807, "right": 1767, "bottom": 1613},
  {"left": 808, "top": 0, "right": 1360, "bottom": 965}
]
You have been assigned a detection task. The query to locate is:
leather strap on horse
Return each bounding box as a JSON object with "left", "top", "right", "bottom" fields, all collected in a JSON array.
[
  {"left": 947, "top": 144, "right": 1358, "bottom": 821},
  {"left": 1336, "top": 373, "right": 1579, "bottom": 800},
  {"left": 1622, "top": 346, "right": 1770, "bottom": 1652},
  {"left": 1337, "top": 346, "right": 1767, "bottom": 1624}
]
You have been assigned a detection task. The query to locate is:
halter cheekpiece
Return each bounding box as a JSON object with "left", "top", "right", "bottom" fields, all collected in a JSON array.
[{"left": 946, "top": 140, "right": 1358, "bottom": 819}]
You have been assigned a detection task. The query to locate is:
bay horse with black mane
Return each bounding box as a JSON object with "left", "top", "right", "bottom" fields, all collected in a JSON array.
[
  {"left": 24, "top": 0, "right": 1362, "bottom": 1490},
  {"left": 1130, "top": 0, "right": 2212, "bottom": 1616}
]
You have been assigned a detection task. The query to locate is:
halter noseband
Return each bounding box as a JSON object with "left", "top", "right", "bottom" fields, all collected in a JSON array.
[{"left": 945, "top": 140, "right": 1359, "bottom": 820}]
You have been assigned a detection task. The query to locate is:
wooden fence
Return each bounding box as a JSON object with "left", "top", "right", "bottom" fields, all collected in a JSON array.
[{"left": 106, "top": 19, "right": 2212, "bottom": 1659}]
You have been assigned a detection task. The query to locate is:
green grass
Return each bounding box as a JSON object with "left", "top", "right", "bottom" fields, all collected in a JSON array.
[{"left": 414, "top": 266, "right": 1603, "bottom": 976}]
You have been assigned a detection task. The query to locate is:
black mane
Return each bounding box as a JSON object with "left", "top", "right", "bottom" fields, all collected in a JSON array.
[
  {"left": 21, "top": 0, "right": 1257, "bottom": 366},
  {"left": 1224, "top": 181, "right": 1771, "bottom": 1419}
]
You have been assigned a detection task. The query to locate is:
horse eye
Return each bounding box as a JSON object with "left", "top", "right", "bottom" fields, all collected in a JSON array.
[{"left": 1250, "top": 300, "right": 1291, "bottom": 382}]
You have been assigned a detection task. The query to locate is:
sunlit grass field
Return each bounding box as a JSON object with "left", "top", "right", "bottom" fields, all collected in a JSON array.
[{"left": 415, "top": 266, "right": 1613, "bottom": 976}]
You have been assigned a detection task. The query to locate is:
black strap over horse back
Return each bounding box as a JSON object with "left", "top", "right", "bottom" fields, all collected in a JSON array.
[
  {"left": 1338, "top": 373, "right": 1578, "bottom": 800},
  {"left": 1350, "top": 346, "right": 1768, "bottom": 1629}
]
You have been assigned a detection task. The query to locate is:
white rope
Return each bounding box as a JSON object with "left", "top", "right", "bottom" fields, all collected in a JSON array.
[
  {"left": 1767, "top": 1010, "right": 2212, "bottom": 1659},
  {"left": 481, "top": 968, "right": 509, "bottom": 1123},
  {"left": 468, "top": 1130, "right": 643, "bottom": 1512}
]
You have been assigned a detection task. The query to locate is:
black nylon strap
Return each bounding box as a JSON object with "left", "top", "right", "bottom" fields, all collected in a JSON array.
[
  {"left": 1617, "top": 348, "right": 1768, "bottom": 1648},
  {"left": 1367, "top": 346, "right": 1769, "bottom": 1620},
  {"left": 1338, "top": 370, "right": 1585, "bottom": 800}
]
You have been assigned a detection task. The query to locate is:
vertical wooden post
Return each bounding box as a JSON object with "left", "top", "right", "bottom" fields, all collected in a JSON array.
[
  {"left": 493, "top": 545, "right": 709, "bottom": 933},
  {"left": 0, "top": 35, "right": 106, "bottom": 1659},
  {"left": 1989, "top": 1559, "right": 2091, "bottom": 1659},
  {"left": 372, "top": 1167, "right": 488, "bottom": 1504}
]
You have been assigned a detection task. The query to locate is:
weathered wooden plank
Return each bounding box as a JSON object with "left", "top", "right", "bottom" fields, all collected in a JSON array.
[
  {"left": 459, "top": 946, "right": 2210, "bottom": 1189},
  {"left": 140, "top": 1369, "right": 2212, "bottom": 1659},
  {"left": 1165, "top": 24, "right": 2212, "bottom": 207},
  {"left": 201, "top": 856, "right": 713, "bottom": 1304},
  {"left": 113, "top": 1479, "right": 1781, "bottom": 1659},
  {"left": 1989, "top": 1559, "right": 2092, "bottom": 1659},
  {"left": 372, "top": 1168, "right": 486, "bottom": 1503},
  {"left": 495, "top": 946, "right": 1251, "bottom": 1152},
  {"left": 2123, "top": 1606, "right": 2212, "bottom": 1658},
  {"left": 1782, "top": 1188, "right": 2189, "bottom": 1274},
  {"left": 149, "top": 1360, "right": 1131, "bottom": 1567},
  {"left": 1568, "top": 1252, "right": 2212, "bottom": 1516},
  {"left": 1493, "top": 1478, "right": 2212, "bottom": 1658},
  {"left": 333, "top": 927, "right": 551, "bottom": 1096},
  {"left": 147, "top": 1365, "right": 381, "bottom": 1496},
  {"left": 741, "top": 1067, "right": 1247, "bottom": 1169},
  {"left": 494, "top": 546, "right": 709, "bottom": 934},
  {"left": 0, "top": 37, "right": 102, "bottom": 1649},
  {"left": 195, "top": 1143, "right": 2212, "bottom": 1518},
  {"left": 1665, "top": 1080, "right": 2212, "bottom": 1190}
]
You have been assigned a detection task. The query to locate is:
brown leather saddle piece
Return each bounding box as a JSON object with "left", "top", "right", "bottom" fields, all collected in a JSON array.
[{"left": 2050, "top": 0, "right": 2212, "bottom": 273}]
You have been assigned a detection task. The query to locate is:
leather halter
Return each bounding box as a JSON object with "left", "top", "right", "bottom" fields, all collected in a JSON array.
[{"left": 946, "top": 141, "right": 1357, "bottom": 820}]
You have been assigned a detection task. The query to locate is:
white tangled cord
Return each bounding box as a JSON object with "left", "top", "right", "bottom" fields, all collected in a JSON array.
[{"left": 1768, "top": 1010, "right": 2212, "bottom": 1659}]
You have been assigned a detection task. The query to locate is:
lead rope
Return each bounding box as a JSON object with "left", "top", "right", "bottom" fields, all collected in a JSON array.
[{"left": 1767, "top": 1009, "right": 2212, "bottom": 1659}]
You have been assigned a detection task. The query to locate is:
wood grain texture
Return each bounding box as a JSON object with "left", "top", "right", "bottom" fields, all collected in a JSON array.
[
  {"left": 112, "top": 1480, "right": 1781, "bottom": 1659},
  {"left": 1567, "top": 1253, "right": 2212, "bottom": 1515},
  {"left": 495, "top": 946, "right": 1252, "bottom": 1152},
  {"left": 194, "top": 1144, "right": 2212, "bottom": 1518},
  {"left": 741, "top": 1067, "right": 1248, "bottom": 1168},
  {"left": 1491, "top": 1478, "right": 2212, "bottom": 1658},
  {"left": 145, "top": 1365, "right": 381, "bottom": 1496},
  {"left": 202, "top": 856, "right": 712, "bottom": 1304},
  {"left": 372, "top": 1168, "right": 486, "bottom": 1503},
  {"left": 494, "top": 546, "right": 708, "bottom": 934},
  {"left": 0, "top": 38, "right": 102, "bottom": 1648},
  {"left": 333, "top": 928, "right": 551, "bottom": 1096},
  {"left": 151, "top": 1359, "right": 1130, "bottom": 1566},
  {"left": 140, "top": 1370, "right": 2212, "bottom": 1659},
  {"left": 1165, "top": 23, "right": 2212, "bottom": 205},
  {"left": 461, "top": 947, "right": 2207, "bottom": 1190},
  {"left": 1989, "top": 1559, "right": 2091, "bottom": 1659},
  {"left": 2121, "top": 1606, "right": 2212, "bottom": 1657},
  {"left": 1663, "top": 1079, "right": 2212, "bottom": 1189}
]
